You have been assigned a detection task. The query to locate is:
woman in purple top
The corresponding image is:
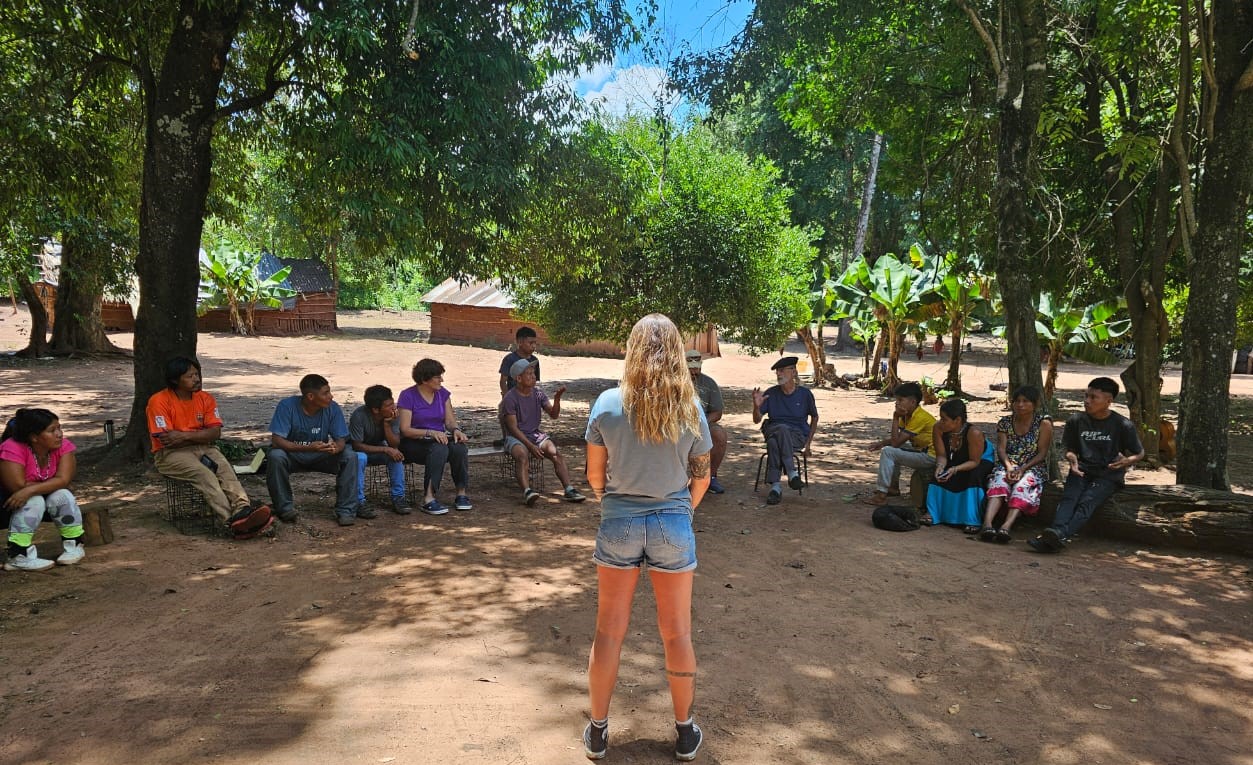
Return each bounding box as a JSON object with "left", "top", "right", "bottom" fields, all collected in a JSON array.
[
  {"left": 0, "top": 408, "right": 86, "bottom": 571},
  {"left": 397, "top": 358, "right": 471, "bottom": 515}
]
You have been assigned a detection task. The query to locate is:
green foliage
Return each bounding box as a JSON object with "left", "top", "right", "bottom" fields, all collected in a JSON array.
[
  {"left": 337, "top": 260, "right": 436, "bottom": 311},
  {"left": 198, "top": 248, "right": 296, "bottom": 335},
  {"left": 504, "top": 118, "right": 814, "bottom": 353},
  {"left": 831, "top": 244, "right": 943, "bottom": 384}
]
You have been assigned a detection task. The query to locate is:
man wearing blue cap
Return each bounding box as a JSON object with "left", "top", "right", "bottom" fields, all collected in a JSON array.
[{"left": 752, "top": 356, "right": 818, "bottom": 505}]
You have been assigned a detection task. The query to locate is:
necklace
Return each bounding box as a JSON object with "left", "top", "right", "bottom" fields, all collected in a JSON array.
[{"left": 32, "top": 449, "right": 55, "bottom": 481}]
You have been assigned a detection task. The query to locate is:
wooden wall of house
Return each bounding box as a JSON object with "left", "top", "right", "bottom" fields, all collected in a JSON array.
[
  {"left": 101, "top": 301, "right": 134, "bottom": 331},
  {"left": 198, "top": 292, "right": 339, "bottom": 335},
  {"left": 428, "top": 304, "right": 721, "bottom": 357},
  {"left": 429, "top": 304, "right": 626, "bottom": 357}
]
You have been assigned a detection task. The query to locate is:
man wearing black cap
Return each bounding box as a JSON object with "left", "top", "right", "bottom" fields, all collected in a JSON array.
[{"left": 752, "top": 357, "right": 819, "bottom": 505}]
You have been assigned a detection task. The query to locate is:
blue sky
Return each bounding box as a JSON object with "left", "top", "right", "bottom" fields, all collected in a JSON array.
[{"left": 574, "top": 0, "right": 752, "bottom": 118}]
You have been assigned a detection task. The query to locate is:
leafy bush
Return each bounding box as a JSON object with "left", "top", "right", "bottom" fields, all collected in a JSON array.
[{"left": 337, "top": 260, "right": 435, "bottom": 311}]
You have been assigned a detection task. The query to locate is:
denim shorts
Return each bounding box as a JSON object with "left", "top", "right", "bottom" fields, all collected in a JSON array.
[{"left": 594, "top": 510, "right": 697, "bottom": 572}]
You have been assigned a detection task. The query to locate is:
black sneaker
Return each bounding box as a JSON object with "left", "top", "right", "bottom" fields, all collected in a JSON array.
[
  {"left": 788, "top": 472, "right": 804, "bottom": 491},
  {"left": 276, "top": 508, "right": 298, "bottom": 523},
  {"left": 357, "top": 506, "right": 378, "bottom": 520},
  {"left": 583, "top": 720, "right": 607, "bottom": 760},
  {"left": 766, "top": 488, "right": 782, "bottom": 505},
  {"left": 675, "top": 720, "right": 702, "bottom": 761},
  {"left": 1027, "top": 529, "right": 1063, "bottom": 553}
]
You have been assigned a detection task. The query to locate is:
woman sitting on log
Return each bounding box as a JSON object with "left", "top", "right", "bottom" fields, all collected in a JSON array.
[
  {"left": 979, "top": 385, "right": 1053, "bottom": 543},
  {"left": 923, "top": 399, "right": 993, "bottom": 532},
  {"left": 0, "top": 408, "right": 86, "bottom": 571}
]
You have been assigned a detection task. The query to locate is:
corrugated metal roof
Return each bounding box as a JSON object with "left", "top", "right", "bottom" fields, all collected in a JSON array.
[{"left": 421, "top": 278, "right": 516, "bottom": 308}]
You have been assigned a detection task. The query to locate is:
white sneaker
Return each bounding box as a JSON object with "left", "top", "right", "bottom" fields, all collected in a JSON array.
[
  {"left": 5, "top": 545, "right": 55, "bottom": 572},
  {"left": 56, "top": 539, "right": 86, "bottom": 566}
]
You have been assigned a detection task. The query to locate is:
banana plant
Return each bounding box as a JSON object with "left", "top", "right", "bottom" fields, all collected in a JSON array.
[
  {"left": 199, "top": 248, "right": 295, "bottom": 335},
  {"left": 831, "top": 244, "right": 942, "bottom": 389},
  {"left": 1000, "top": 292, "right": 1131, "bottom": 403}
]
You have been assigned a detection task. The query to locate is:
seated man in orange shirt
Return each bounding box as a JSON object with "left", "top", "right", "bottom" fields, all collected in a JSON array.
[{"left": 146, "top": 356, "right": 272, "bottom": 539}]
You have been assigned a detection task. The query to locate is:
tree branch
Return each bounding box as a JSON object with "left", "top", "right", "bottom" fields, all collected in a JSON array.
[{"left": 955, "top": 0, "right": 1002, "bottom": 80}]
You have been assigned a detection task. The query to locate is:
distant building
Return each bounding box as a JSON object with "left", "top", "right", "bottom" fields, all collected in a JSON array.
[{"left": 421, "top": 278, "right": 720, "bottom": 358}]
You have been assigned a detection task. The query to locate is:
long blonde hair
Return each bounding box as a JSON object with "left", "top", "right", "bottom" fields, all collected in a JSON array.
[{"left": 620, "top": 313, "right": 702, "bottom": 443}]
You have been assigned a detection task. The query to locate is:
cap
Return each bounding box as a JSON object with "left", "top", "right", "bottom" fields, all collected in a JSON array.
[
  {"left": 771, "top": 356, "right": 800, "bottom": 371},
  {"left": 509, "top": 358, "right": 538, "bottom": 379},
  {"left": 685, "top": 349, "right": 703, "bottom": 370}
]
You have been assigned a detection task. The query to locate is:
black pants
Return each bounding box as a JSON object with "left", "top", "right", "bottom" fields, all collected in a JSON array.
[
  {"left": 1050, "top": 470, "right": 1120, "bottom": 539},
  {"left": 399, "top": 438, "right": 470, "bottom": 495}
]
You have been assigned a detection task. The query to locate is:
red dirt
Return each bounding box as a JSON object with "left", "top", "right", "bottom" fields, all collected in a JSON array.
[{"left": 0, "top": 307, "right": 1249, "bottom": 765}]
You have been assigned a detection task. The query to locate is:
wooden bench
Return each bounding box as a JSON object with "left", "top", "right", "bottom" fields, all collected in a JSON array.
[{"left": 468, "top": 445, "right": 545, "bottom": 491}]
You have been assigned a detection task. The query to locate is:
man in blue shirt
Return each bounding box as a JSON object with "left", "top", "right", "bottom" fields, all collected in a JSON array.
[
  {"left": 267, "top": 374, "right": 360, "bottom": 526},
  {"left": 752, "top": 357, "right": 819, "bottom": 505}
]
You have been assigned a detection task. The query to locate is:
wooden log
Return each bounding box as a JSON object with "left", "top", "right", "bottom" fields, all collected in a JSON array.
[
  {"left": 1040, "top": 482, "right": 1253, "bottom": 556},
  {"left": 81, "top": 506, "right": 114, "bottom": 546}
]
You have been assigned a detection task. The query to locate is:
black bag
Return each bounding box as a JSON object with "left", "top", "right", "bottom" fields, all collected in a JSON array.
[{"left": 872, "top": 504, "right": 921, "bottom": 532}]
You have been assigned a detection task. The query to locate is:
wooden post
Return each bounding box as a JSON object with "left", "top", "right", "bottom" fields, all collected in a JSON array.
[{"left": 81, "top": 506, "right": 114, "bottom": 546}]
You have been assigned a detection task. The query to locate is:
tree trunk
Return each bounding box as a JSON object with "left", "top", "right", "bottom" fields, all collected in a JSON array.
[
  {"left": 943, "top": 325, "right": 963, "bottom": 394},
  {"left": 796, "top": 325, "right": 824, "bottom": 386},
  {"left": 988, "top": 0, "right": 1047, "bottom": 396},
  {"left": 120, "top": 1, "right": 245, "bottom": 461},
  {"left": 50, "top": 234, "right": 122, "bottom": 354},
  {"left": 870, "top": 325, "right": 887, "bottom": 382},
  {"left": 1043, "top": 345, "right": 1062, "bottom": 403},
  {"left": 885, "top": 326, "right": 902, "bottom": 391},
  {"left": 851, "top": 133, "right": 883, "bottom": 262},
  {"left": 16, "top": 279, "right": 52, "bottom": 357},
  {"left": 1177, "top": 0, "right": 1253, "bottom": 490},
  {"left": 1039, "top": 481, "right": 1253, "bottom": 556}
]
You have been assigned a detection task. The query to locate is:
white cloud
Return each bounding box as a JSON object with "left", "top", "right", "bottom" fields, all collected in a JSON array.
[
  {"left": 581, "top": 64, "right": 682, "bottom": 118},
  {"left": 573, "top": 60, "right": 616, "bottom": 94}
]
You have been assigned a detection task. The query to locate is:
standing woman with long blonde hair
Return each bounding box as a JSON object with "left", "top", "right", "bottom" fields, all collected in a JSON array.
[{"left": 582, "top": 314, "right": 712, "bottom": 761}]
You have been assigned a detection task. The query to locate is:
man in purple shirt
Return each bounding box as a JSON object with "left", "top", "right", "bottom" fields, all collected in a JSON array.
[{"left": 501, "top": 358, "right": 587, "bottom": 506}]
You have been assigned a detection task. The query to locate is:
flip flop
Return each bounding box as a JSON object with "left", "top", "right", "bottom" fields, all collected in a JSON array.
[
  {"left": 919, "top": 513, "right": 934, "bottom": 526},
  {"left": 863, "top": 493, "right": 889, "bottom": 506}
]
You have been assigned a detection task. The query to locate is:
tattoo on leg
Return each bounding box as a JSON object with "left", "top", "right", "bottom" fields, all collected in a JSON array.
[{"left": 666, "top": 669, "right": 697, "bottom": 678}]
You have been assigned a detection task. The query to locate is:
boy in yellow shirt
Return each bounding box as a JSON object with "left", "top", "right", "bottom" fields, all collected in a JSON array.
[{"left": 865, "top": 382, "right": 937, "bottom": 505}]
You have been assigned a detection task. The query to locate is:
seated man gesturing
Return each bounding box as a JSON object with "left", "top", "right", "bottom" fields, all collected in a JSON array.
[
  {"left": 501, "top": 358, "right": 586, "bottom": 506},
  {"left": 751, "top": 356, "right": 818, "bottom": 506}
]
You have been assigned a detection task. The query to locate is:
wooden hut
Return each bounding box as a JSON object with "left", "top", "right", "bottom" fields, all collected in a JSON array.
[
  {"left": 197, "top": 255, "right": 338, "bottom": 335},
  {"left": 421, "top": 278, "right": 720, "bottom": 357}
]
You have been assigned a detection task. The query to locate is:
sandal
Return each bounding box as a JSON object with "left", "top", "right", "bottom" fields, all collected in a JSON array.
[
  {"left": 919, "top": 512, "right": 934, "bottom": 526},
  {"left": 962, "top": 525, "right": 982, "bottom": 535},
  {"left": 863, "top": 492, "right": 889, "bottom": 506},
  {"left": 978, "top": 527, "right": 998, "bottom": 543},
  {"left": 995, "top": 528, "right": 1012, "bottom": 544}
]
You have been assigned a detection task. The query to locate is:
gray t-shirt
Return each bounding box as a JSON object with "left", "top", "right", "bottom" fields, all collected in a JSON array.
[
  {"left": 348, "top": 406, "right": 399, "bottom": 446},
  {"left": 585, "top": 387, "right": 712, "bottom": 519},
  {"left": 692, "top": 373, "right": 724, "bottom": 415}
]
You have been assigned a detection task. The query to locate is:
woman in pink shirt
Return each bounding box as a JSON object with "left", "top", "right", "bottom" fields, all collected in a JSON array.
[{"left": 0, "top": 408, "right": 86, "bottom": 571}]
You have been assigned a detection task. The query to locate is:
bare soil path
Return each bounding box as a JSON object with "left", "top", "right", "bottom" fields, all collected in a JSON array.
[{"left": 0, "top": 308, "right": 1250, "bottom": 765}]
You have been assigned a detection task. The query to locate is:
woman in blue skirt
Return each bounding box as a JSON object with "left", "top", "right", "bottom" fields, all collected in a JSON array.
[{"left": 923, "top": 399, "right": 993, "bottom": 532}]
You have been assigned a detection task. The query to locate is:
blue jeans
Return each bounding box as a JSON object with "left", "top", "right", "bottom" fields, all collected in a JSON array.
[
  {"left": 594, "top": 510, "right": 697, "bottom": 572},
  {"left": 266, "top": 446, "right": 359, "bottom": 518},
  {"left": 1050, "top": 470, "right": 1121, "bottom": 540},
  {"left": 356, "top": 451, "right": 406, "bottom": 504}
]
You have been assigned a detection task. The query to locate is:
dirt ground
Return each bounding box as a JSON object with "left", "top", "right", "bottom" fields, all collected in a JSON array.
[{"left": 0, "top": 306, "right": 1250, "bottom": 765}]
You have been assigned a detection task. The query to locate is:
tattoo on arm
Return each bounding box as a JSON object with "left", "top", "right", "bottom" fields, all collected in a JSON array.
[{"left": 688, "top": 453, "right": 710, "bottom": 479}]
